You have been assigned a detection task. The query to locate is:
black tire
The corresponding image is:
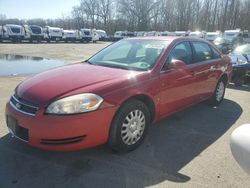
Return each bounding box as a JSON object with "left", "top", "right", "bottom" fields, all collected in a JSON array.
[
  {"left": 209, "top": 79, "right": 226, "bottom": 106},
  {"left": 108, "top": 99, "right": 150, "bottom": 153}
]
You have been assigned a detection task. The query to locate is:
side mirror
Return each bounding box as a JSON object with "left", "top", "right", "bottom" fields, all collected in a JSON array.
[
  {"left": 168, "top": 59, "right": 186, "bottom": 69},
  {"left": 221, "top": 48, "right": 230, "bottom": 54},
  {"left": 230, "top": 124, "right": 250, "bottom": 175}
]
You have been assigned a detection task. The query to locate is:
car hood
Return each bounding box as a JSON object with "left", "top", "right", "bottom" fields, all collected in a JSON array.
[{"left": 16, "top": 63, "right": 142, "bottom": 105}]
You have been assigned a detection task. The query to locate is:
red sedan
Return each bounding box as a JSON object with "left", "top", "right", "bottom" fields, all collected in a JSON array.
[{"left": 5, "top": 37, "right": 232, "bottom": 152}]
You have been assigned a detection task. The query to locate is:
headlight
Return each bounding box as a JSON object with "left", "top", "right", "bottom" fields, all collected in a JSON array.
[{"left": 45, "top": 93, "right": 103, "bottom": 114}]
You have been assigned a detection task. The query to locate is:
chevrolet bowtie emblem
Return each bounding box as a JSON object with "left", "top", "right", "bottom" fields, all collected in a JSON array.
[{"left": 16, "top": 103, "right": 21, "bottom": 109}]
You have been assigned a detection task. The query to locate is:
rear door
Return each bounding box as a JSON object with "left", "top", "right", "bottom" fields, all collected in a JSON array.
[{"left": 190, "top": 41, "right": 222, "bottom": 99}]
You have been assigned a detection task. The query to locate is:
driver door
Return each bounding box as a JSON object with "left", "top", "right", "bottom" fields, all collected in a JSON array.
[{"left": 159, "top": 41, "right": 199, "bottom": 117}]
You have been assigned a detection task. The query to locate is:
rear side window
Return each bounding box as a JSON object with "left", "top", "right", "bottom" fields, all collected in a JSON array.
[
  {"left": 169, "top": 42, "right": 192, "bottom": 64},
  {"left": 192, "top": 42, "right": 213, "bottom": 62}
]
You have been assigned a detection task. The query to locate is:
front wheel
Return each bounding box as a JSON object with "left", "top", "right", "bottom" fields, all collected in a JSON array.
[
  {"left": 108, "top": 99, "right": 150, "bottom": 153},
  {"left": 209, "top": 79, "right": 226, "bottom": 106}
]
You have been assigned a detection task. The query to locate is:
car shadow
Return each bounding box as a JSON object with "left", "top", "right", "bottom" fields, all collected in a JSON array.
[{"left": 0, "top": 99, "right": 242, "bottom": 188}]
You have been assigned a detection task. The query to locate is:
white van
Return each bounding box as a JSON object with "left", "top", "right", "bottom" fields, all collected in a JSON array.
[
  {"left": 62, "top": 30, "right": 77, "bottom": 42},
  {"left": 205, "top": 31, "right": 222, "bottom": 42},
  {"left": 44, "top": 26, "right": 63, "bottom": 42},
  {"left": 79, "top": 29, "right": 92, "bottom": 42},
  {"left": 23, "top": 25, "right": 44, "bottom": 42},
  {"left": 224, "top": 29, "right": 242, "bottom": 43},
  {"left": 114, "top": 31, "right": 126, "bottom": 41},
  {"left": 1, "top": 24, "right": 25, "bottom": 42}
]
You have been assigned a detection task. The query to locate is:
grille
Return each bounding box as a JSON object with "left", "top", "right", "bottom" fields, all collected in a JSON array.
[
  {"left": 10, "top": 95, "right": 39, "bottom": 116},
  {"left": 41, "top": 135, "right": 86, "bottom": 145},
  {"left": 7, "top": 116, "right": 29, "bottom": 142},
  {"left": 14, "top": 124, "right": 29, "bottom": 142}
]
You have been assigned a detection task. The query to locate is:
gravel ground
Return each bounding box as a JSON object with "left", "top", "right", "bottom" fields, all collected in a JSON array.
[{"left": 0, "top": 43, "right": 250, "bottom": 188}]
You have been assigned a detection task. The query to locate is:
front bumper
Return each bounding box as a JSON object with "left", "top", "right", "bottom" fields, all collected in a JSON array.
[{"left": 5, "top": 102, "right": 117, "bottom": 151}]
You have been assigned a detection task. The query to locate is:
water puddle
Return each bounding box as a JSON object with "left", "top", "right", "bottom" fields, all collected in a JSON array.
[{"left": 0, "top": 54, "right": 68, "bottom": 76}]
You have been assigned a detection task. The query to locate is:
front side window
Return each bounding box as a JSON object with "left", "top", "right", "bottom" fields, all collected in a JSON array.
[
  {"left": 210, "top": 46, "right": 221, "bottom": 59},
  {"left": 192, "top": 42, "right": 213, "bottom": 62},
  {"left": 168, "top": 42, "right": 192, "bottom": 65},
  {"left": 89, "top": 39, "right": 169, "bottom": 71}
]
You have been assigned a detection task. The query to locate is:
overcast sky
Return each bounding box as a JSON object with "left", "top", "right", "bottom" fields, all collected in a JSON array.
[{"left": 0, "top": 0, "right": 79, "bottom": 19}]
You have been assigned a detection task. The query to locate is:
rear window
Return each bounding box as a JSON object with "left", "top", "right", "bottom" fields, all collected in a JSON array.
[{"left": 192, "top": 42, "right": 213, "bottom": 62}]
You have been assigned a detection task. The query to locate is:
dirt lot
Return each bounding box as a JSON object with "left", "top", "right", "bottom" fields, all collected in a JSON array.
[{"left": 0, "top": 43, "right": 250, "bottom": 188}]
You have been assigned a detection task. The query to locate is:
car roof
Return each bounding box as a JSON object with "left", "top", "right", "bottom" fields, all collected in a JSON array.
[{"left": 125, "top": 36, "right": 209, "bottom": 42}]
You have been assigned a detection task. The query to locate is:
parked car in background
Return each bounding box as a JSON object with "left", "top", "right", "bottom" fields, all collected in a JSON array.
[
  {"left": 1, "top": 24, "right": 25, "bottom": 42},
  {"left": 229, "top": 44, "right": 250, "bottom": 85},
  {"left": 96, "top": 30, "right": 108, "bottom": 41},
  {"left": 189, "top": 31, "right": 205, "bottom": 38},
  {"left": 160, "top": 31, "right": 170, "bottom": 36},
  {"left": 136, "top": 31, "right": 145, "bottom": 37},
  {"left": 231, "top": 124, "right": 250, "bottom": 176},
  {"left": 23, "top": 25, "right": 44, "bottom": 43},
  {"left": 205, "top": 31, "right": 222, "bottom": 42},
  {"left": 126, "top": 31, "right": 135, "bottom": 37},
  {"left": 79, "top": 29, "right": 92, "bottom": 43},
  {"left": 0, "top": 26, "right": 3, "bottom": 42},
  {"left": 243, "top": 30, "right": 250, "bottom": 43},
  {"left": 214, "top": 37, "right": 232, "bottom": 54},
  {"left": 146, "top": 31, "right": 161, "bottom": 36},
  {"left": 5, "top": 37, "right": 232, "bottom": 152},
  {"left": 114, "top": 31, "right": 125, "bottom": 41},
  {"left": 175, "top": 31, "right": 187, "bottom": 36},
  {"left": 114, "top": 31, "right": 134, "bottom": 41},
  {"left": 44, "top": 26, "right": 63, "bottom": 42},
  {"left": 62, "top": 30, "right": 77, "bottom": 42}
]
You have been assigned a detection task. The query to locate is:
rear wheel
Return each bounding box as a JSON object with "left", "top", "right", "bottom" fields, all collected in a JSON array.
[
  {"left": 108, "top": 99, "right": 150, "bottom": 153},
  {"left": 209, "top": 79, "right": 226, "bottom": 106}
]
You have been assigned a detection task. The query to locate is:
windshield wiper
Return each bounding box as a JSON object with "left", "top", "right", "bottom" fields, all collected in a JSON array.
[
  {"left": 84, "top": 60, "right": 94, "bottom": 65},
  {"left": 96, "top": 62, "right": 131, "bottom": 70}
]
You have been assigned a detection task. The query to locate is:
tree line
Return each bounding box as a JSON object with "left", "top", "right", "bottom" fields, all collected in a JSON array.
[{"left": 1, "top": 0, "right": 250, "bottom": 34}]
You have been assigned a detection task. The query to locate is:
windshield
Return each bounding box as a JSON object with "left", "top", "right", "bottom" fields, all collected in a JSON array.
[
  {"left": 234, "top": 44, "right": 250, "bottom": 54},
  {"left": 88, "top": 39, "right": 169, "bottom": 71}
]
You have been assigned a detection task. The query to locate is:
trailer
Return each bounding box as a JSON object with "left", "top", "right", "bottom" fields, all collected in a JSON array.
[
  {"left": 23, "top": 25, "right": 44, "bottom": 42},
  {"left": 44, "top": 26, "right": 63, "bottom": 42},
  {"left": 1, "top": 24, "right": 25, "bottom": 43},
  {"left": 62, "top": 30, "right": 77, "bottom": 42},
  {"left": 79, "top": 29, "right": 92, "bottom": 42}
]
